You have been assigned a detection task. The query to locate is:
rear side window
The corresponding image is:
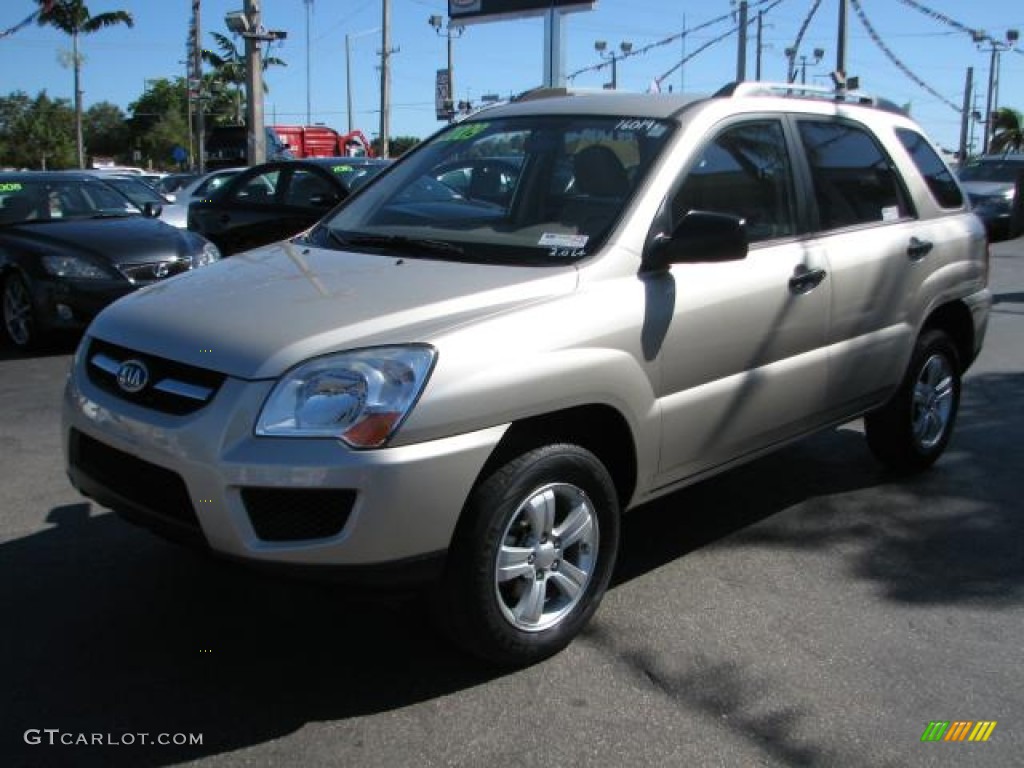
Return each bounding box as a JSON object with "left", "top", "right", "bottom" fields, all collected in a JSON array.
[
  {"left": 896, "top": 128, "right": 963, "bottom": 209},
  {"left": 798, "top": 120, "right": 911, "bottom": 231}
]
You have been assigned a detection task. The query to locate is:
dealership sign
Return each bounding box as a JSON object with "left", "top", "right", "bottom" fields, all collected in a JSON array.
[{"left": 448, "top": 0, "right": 595, "bottom": 25}]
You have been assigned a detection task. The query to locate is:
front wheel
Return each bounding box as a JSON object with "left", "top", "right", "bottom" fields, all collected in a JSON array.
[
  {"left": 438, "top": 444, "right": 620, "bottom": 666},
  {"left": 2, "top": 272, "right": 43, "bottom": 351},
  {"left": 865, "top": 329, "right": 961, "bottom": 473}
]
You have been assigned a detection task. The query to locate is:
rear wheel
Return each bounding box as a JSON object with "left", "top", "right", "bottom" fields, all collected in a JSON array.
[
  {"left": 865, "top": 329, "right": 961, "bottom": 473},
  {"left": 439, "top": 444, "right": 620, "bottom": 666}
]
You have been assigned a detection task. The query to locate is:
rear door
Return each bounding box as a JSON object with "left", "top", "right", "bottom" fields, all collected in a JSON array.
[{"left": 792, "top": 118, "right": 927, "bottom": 418}]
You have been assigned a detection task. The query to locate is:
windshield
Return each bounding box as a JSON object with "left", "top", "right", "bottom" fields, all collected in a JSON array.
[
  {"left": 315, "top": 115, "right": 675, "bottom": 264},
  {"left": 101, "top": 176, "right": 166, "bottom": 206},
  {"left": 958, "top": 160, "right": 1024, "bottom": 183},
  {"left": 0, "top": 177, "right": 139, "bottom": 225}
]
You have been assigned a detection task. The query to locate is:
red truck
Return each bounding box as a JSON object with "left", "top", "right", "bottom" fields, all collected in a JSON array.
[{"left": 272, "top": 125, "right": 375, "bottom": 159}]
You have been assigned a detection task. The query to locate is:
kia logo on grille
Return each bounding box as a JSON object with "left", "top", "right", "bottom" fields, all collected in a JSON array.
[{"left": 116, "top": 359, "right": 149, "bottom": 393}]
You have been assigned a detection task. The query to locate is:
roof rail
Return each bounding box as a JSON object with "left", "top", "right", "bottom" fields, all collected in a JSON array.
[{"left": 713, "top": 81, "right": 907, "bottom": 114}]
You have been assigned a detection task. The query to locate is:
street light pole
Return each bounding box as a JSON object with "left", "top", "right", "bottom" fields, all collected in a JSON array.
[
  {"left": 975, "top": 28, "right": 1019, "bottom": 154},
  {"left": 594, "top": 40, "right": 632, "bottom": 90}
]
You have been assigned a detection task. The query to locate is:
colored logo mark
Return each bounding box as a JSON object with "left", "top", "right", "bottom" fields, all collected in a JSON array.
[{"left": 921, "top": 721, "right": 997, "bottom": 742}]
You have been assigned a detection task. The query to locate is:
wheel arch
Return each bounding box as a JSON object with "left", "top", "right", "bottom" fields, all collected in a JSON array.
[
  {"left": 922, "top": 299, "right": 975, "bottom": 371},
  {"left": 457, "top": 403, "right": 639, "bottom": 532}
]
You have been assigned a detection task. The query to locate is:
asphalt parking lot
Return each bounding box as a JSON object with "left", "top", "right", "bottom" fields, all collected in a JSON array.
[{"left": 2, "top": 238, "right": 1022, "bottom": 767}]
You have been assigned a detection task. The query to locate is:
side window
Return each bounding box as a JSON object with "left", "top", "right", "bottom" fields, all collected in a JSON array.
[
  {"left": 284, "top": 168, "right": 336, "bottom": 207},
  {"left": 670, "top": 121, "right": 796, "bottom": 243},
  {"left": 234, "top": 169, "right": 281, "bottom": 205},
  {"left": 797, "top": 120, "right": 910, "bottom": 230},
  {"left": 896, "top": 128, "right": 963, "bottom": 209}
]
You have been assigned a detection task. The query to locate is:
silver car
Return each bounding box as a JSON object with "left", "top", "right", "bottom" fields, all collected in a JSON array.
[{"left": 63, "top": 83, "right": 991, "bottom": 665}]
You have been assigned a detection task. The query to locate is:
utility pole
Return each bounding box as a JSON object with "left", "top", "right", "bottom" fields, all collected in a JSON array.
[
  {"left": 191, "top": 0, "right": 205, "bottom": 173},
  {"left": 836, "top": 0, "right": 848, "bottom": 94},
  {"left": 736, "top": 0, "right": 748, "bottom": 82},
  {"left": 959, "top": 67, "right": 973, "bottom": 162},
  {"left": 975, "top": 29, "right": 1019, "bottom": 154},
  {"left": 305, "top": 0, "right": 313, "bottom": 125},
  {"left": 430, "top": 16, "right": 463, "bottom": 122},
  {"left": 345, "top": 34, "right": 354, "bottom": 133},
  {"left": 379, "top": 0, "right": 395, "bottom": 158},
  {"left": 243, "top": 0, "right": 265, "bottom": 164},
  {"left": 755, "top": 11, "right": 764, "bottom": 81}
]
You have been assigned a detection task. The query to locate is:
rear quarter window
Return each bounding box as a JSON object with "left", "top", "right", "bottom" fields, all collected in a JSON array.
[{"left": 896, "top": 128, "right": 963, "bottom": 209}]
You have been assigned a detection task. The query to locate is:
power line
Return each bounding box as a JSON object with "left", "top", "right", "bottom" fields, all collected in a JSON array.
[{"left": 849, "top": 0, "right": 960, "bottom": 112}]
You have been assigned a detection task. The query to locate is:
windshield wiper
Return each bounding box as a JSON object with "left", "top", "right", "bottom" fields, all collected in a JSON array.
[{"left": 326, "top": 230, "right": 466, "bottom": 258}]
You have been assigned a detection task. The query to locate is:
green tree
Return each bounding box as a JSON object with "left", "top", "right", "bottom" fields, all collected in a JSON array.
[
  {"left": 989, "top": 107, "right": 1023, "bottom": 154},
  {"left": 202, "top": 31, "right": 285, "bottom": 125},
  {"left": 127, "top": 79, "right": 190, "bottom": 169},
  {"left": 83, "top": 100, "right": 128, "bottom": 161},
  {"left": 36, "top": 0, "right": 134, "bottom": 168},
  {"left": 0, "top": 91, "right": 76, "bottom": 169}
]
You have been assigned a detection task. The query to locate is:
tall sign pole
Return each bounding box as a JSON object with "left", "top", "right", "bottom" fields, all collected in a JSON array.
[
  {"left": 736, "top": 1, "right": 748, "bottom": 82},
  {"left": 959, "top": 67, "right": 973, "bottom": 161}
]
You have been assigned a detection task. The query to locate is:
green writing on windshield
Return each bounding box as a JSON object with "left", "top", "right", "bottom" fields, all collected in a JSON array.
[
  {"left": 332, "top": 165, "right": 353, "bottom": 173},
  {"left": 441, "top": 123, "right": 488, "bottom": 142},
  {"left": 0, "top": 182, "right": 23, "bottom": 192}
]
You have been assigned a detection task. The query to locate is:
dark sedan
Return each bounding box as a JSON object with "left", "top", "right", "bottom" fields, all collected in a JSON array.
[
  {"left": 188, "top": 157, "right": 390, "bottom": 256},
  {"left": 1, "top": 172, "right": 220, "bottom": 350}
]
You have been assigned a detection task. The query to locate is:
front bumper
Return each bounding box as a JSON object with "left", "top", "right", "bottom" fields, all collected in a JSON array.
[
  {"left": 31, "top": 275, "right": 134, "bottom": 333},
  {"left": 62, "top": 340, "right": 506, "bottom": 580}
]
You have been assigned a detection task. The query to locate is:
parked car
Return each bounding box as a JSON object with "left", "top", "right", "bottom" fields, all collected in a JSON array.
[
  {"left": 156, "top": 172, "right": 200, "bottom": 197},
  {"left": 87, "top": 173, "right": 188, "bottom": 229},
  {"left": 64, "top": 83, "right": 991, "bottom": 665},
  {"left": 169, "top": 167, "right": 243, "bottom": 208},
  {"left": 188, "top": 157, "right": 389, "bottom": 255},
  {"left": 1, "top": 172, "right": 220, "bottom": 350},
  {"left": 957, "top": 154, "right": 1024, "bottom": 240}
]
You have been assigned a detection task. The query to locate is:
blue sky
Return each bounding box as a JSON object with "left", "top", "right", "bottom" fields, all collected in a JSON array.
[{"left": 1, "top": 0, "right": 1022, "bottom": 155}]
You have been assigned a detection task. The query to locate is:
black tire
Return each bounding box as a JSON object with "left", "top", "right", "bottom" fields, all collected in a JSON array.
[
  {"left": 2, "top": 272, "right": 43, "bottom": 351},
  {"left": 438, "top": 444, "right": 620, "bottom": 667},
  {"left": 865, "top": 329, "right": 961, "bottom": 473}
]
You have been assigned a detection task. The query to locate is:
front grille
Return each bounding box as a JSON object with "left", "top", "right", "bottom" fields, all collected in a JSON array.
[
  {"left": 241, "top": 487, "right": 356, "bottom": 542},
  {"left": 69, "top": 429, "right": 200, "bottom": 530},
  {"left": 116, "top": 258, "right": 191, "bottom": 285},
  {"left": 86, "top": 338, "right": 226, "bottom": 415}
]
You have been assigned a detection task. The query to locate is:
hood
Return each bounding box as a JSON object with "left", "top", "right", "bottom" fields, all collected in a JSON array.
[
  {"left": 959, "top": 180, "right": 1015, "bottom": 198},
  {"left": 4, "top": 216, "right": 196, "bottom": 265},
  {"left": 88, "top": 240, "right": 578, "bottom": 379}
]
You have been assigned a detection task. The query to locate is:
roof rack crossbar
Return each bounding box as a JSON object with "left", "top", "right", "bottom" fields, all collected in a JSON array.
[{"left": 715, "top": 81, "right": 880, "bottom": 106}]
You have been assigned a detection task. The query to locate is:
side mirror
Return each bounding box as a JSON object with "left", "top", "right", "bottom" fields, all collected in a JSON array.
[
  {"left": 142, "top": 202, "right": 163, "bottom": 219},
  {"left": 164, "top": 193, "right": 177, "bottom": 203},
  {"left": 644, "top": 210, "right": 748, "bottom": 271}
]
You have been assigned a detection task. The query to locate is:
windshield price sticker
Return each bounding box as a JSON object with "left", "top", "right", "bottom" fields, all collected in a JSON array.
[
  {"left": 539, "top": 233, "right": 588, "bottom": 248},
  {"left": 441, "top": 123, "right": 489, "bottom": 142},
  {"left": 0, "top": 182, "right": 23, "bottom": 192}
]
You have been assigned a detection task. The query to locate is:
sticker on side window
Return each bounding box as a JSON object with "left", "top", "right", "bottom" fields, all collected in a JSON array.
[{"left": 881, "top": 206, "right": 900, "bottom": 222}]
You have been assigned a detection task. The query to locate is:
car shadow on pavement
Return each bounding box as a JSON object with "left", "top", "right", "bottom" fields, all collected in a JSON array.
[
  {"left": 2, "top": 372, "right": 1020, "bottom": 767},
  {"left": 0, "top": 505, "right": 497, "bottom": 767}
]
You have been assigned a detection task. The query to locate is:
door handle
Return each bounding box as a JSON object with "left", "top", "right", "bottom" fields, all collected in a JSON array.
[
  {"left": 789, "top": 266, "right": 827, "bottom": 294},
  {"left": 907, "top": 237, "right": 933, "bottom": 261}
]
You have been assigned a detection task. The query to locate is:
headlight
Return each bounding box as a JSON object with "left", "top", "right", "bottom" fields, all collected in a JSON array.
[
  {"left": 256, "top": 345, "right": 436, "bottom": 448},
  {"left": 191, "top": 240, "right": 221, "bottom": 268},
  {"left": 40, "top": 254, "right": 112, "bottom": 279}
]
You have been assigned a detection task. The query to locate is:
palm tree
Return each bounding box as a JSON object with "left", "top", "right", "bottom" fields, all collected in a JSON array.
[
  {"left": 36, "top": 1, "right": 134, "bottom": 169},
  {"left": 989, "top": 107, "right": 1023, "bottom": 155},
  {"left": 202, "top": 32, "right": 286, "bottom": 125}
]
